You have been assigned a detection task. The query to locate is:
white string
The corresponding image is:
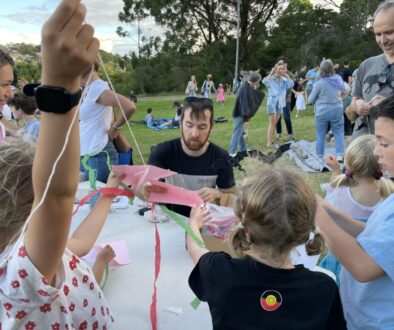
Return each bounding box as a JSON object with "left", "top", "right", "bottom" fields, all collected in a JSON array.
[
  {"left": 6, "top": 69, "right": 94, "bottom": 259},
  {"left": 96, "top": 53, "right": 146, "bottom": 165}
]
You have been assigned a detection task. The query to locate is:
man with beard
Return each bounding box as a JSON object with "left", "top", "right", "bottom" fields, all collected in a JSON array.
[
  {"left": 149, "top": 97, "right": 236, "bottom": 217},
  {"left": 349, "top": 0, "right": 394, "bottom": 138}
]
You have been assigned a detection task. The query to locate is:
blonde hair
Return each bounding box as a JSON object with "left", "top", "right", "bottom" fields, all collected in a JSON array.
[
  {"left": 0, "top": 138, "right": 35, "bottom": 250},
  {"left": 228, "top": 169, "right": 325, "bottom": 259},
  {"left": 331, "top": 135, "right": 394, "bottom": 197}
]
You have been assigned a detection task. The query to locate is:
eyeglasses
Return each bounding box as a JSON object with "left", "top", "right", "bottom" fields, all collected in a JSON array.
[
  {"left": 184, "top": 97, "right": 213, "bottom": 108},
  {"left": 378, "top": 64, "right": 392, "bottom": 88}
]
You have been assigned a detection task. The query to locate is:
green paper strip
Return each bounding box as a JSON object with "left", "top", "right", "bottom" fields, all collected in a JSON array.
[
  {"left": 190, "top": 297, "right": 201, "bottom": 310},
  {"left": 159, "top": 205, "right": 205, "bottom": 247},
  {"left": 100, "top": 264, "right": 109, "bottom": 290},
  {"left": 81, "top": 154, "right": 96, "bottom": 189},
  {"left": 158, "top": 205, "right": 205, "bottom": 310},
  {"left": 81, "top": 151, "right": 112, "bottom": 190}
]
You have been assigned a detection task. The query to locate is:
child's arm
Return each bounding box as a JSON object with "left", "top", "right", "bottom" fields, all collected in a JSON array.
[
  {"left": 326, "top": 155, "right": 341, "bottom": 178},
  {"left": 67, "top": 173, "right": 123, "bottom": 257},
  {"left": 316, "top": 200, "right": 384, "bottom": 282},
  {"left": 24, "top": 0, "right": 99, "bottom": 283},
  {"left": 187, "top": 206, "right": 211, "bottom": 264}
]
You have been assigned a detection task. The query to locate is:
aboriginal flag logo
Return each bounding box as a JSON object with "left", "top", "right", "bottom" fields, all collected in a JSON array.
[{"left": 260, "top": 290, "right": 282, "bottom": 312}]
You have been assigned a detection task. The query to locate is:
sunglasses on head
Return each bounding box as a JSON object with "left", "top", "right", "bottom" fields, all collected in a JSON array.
[{"left": 184, "top": 97, "right": 213, "bottom": 107}]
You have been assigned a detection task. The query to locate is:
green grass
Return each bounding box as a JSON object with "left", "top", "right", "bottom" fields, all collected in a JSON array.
[{"left": 119, "top": 94, "right": 331, "bottom": 196}]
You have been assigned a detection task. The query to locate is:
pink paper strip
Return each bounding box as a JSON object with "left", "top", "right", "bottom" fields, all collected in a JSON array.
[
  {"left": 112, "top": 165, "right": 176, "bottom": 189},
  {"left": 84, "top": 240, "right": 131, "bottom": 270},
  {"left": 148, "top": 181, "right": 203, "bottom": 207}
]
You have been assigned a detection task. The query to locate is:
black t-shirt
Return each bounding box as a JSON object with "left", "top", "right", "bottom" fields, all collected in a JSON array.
[
  {"left": 189, "top": 252, "right": 347, "bottom": 330},
  {"left": 341, "top": 68, "right": 353, "bottom": 84},
  {"left": 148, "top": 139, "right": 235, "bottom": 216}
]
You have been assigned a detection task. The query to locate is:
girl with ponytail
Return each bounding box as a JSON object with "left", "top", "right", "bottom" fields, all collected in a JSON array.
[
  {"left": 320, "top": 135, "right": 394, "bottom": 281},
  {"left": 186, "top": 169, "right": 346, "bottom": 329}
]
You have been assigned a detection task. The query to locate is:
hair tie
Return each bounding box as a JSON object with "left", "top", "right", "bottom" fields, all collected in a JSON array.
[
  {"left": 345, "top": 169, "right": 353, "bottom": 179},
  {"left": 238, "top": 222, "right": 245, "bottom": 230},
  {"left": 309, "top": 226, "right": 320, "bottom": 241},
  {"left": 373, "top": 171, "right": 383, "bottom": 180}
]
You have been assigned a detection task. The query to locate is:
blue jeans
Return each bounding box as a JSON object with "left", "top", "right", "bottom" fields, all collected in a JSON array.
[
  {"left": 228, "top": 116, "right": 247, "bottom": 155},
  {"left": 276, "top": 101, "right": 293, "bottom": 135},
  {"left": 80, "top": 139, "right": 119, "bottom": 184},
  {"left": 315, "top": 109, "right": 344, "bottom": 158}
]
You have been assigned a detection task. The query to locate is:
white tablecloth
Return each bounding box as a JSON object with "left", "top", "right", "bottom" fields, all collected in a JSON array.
[{"left": 71, "top": 202, "right": 211, "bottom": 330}]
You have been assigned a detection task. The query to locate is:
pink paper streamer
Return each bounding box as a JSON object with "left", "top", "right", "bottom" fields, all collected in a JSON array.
[
  {"left": 148, "top": 180, "right": 203, "bottom": 207},
  {"left": 84, "top": 240, "right": 131, "bottom": 270},
  {"left": 112, "top": 165, "right": 176, "bottom": 189}
]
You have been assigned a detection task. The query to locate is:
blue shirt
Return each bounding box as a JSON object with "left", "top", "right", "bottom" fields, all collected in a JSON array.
[
  {"left": 262, "top": 76, "right": 293, "bottom": 109},
  {"left": 340, "top": 193, "right": 394, "bottom": 329},
  {"left": 21, "top": 119, "right": 40, "bottom": 143},
  {"left": 308, "top": 75, "right": 345, "bottom": 116},
  {"left": 306, "top": 69, "right": 319, "bottom": 87}
]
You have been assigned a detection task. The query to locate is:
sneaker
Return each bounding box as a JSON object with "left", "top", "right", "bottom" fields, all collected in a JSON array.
[
  {"left": 336, "top": 156, "right": 344, "bottom": 163},
  {"left": 287, "top": 135, "right": 295, "bottom": 141}
]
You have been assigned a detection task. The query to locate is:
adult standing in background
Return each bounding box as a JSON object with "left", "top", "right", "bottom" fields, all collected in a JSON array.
[
  {"left": 341, "top": 60, "right": 353, "bottom": 85},
  {"left": 80, "top": 61, "right": 136, "bottom": 183},
  {"left": 201, "top": 74, "right": 216, "bottom": 98},
  {"left": 228, "top": 72, "right": 264, "bottom": 159},
  {"left": 308, "top": 59, "right": 347, "bottom": 162},
  {"left": 305, "top": 64, "right": 320, "bottom": 101},
  {"left": 185, "top": 75, "right": 198, "bottom": 97},
  {"left": 276, "top": 57, "right": 295, "bottom": 141},
  {"left": 349, "top": 1, "right": 394, "bottom": 138},
  {"left": 262, "top": 63, "right": 294, "bottom": 147}
]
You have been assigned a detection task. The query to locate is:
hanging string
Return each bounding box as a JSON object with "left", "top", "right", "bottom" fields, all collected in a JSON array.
[
  {"left": 6, "top": 68, "right": 94, "bottom": 259},
  {"left": 96, "top": 52, "right": 146, "bottom": 165}
]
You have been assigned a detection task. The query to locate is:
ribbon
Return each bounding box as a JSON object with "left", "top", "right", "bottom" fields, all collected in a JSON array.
[
  {"left": 72, "top": 187, "right": 134, "bottom": 216},
  {"left": 150, "top": 221, "right": 161, "bottom": 330}
]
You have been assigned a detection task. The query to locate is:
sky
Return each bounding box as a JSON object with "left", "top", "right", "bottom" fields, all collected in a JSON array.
[{"left": 1, "top": 0, "right": 339, "bottom": 56}]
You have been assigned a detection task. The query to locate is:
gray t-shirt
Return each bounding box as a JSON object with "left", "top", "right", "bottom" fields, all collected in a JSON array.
[{"left": 352, "top": 54, "right": 394, "bottom": 137}]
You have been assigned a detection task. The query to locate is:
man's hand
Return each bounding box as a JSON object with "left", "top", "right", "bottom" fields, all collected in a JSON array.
[
  {"left": 40, "top": 0, "right": 99, "bottom": 92},
  {"left": 354, "top": 98, "right": 371, "bottom": 116},
  {"left": 141, "top": 181, "right": 167, "bottom": 201},
  {"left": 368, "top": 94, "right": 386, "bottom": 108},
  {"left": 197, "top": 187, "right": 221, "bottom": 203}
]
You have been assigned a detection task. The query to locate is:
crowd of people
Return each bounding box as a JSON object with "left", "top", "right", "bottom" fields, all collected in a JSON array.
[{"left": 0, "top": 0, "right": 394, "bottom": 329}]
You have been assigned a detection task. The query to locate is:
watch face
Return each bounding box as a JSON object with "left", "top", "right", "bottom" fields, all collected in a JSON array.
[{"left": 35, "top": 85, "right": 82, "bottom": 114}]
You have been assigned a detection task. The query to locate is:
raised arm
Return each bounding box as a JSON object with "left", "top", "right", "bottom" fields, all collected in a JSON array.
[
  {"left": 67, "top": 173, "right": 122, "bottom": 256},
  {"left": 24, "top": 0, "right": 99, "bottom": 283}
]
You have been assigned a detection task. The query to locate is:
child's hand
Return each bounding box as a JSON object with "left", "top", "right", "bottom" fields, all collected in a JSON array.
[
  {"left": 189, "top": 205, "right": 212, "bottom": 230},
  {"left": 40, "top": 0, "right": 99, "bottom": 91},
  {"left": 107, "top": 171, "right": 126, "bottom": 188},
  {"left": 142, "top": 181, "right": 167, "bottom": 200},
  {"left": 326, "top": 155, "right": 340, "bottom": 172}
]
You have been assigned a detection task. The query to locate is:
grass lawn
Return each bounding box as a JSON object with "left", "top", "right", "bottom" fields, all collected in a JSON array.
[{"left": 119, "top": 93, "right": 332, "bottom": 196}]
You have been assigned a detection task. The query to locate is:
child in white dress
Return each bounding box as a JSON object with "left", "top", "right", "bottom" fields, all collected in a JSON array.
[{"left": 294, "top": 84, "right": 306, "bottom": 118}]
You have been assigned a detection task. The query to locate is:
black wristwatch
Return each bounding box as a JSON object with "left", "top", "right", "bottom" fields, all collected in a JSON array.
[{"left": 34, "top": 85, "right": 82, "bottom": 114}]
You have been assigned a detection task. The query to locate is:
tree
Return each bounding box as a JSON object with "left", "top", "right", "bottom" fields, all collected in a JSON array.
[{"left": 118, "top": 0, "right": 286, "bottom": 69}]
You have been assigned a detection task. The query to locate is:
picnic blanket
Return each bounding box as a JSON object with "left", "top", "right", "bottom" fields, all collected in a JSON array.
[
  {"left": 148, "top": 118, "right": 180, "bottom": 130},
  {"left": 286, "top": 140, "right": 340, "bottom": 173}
]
